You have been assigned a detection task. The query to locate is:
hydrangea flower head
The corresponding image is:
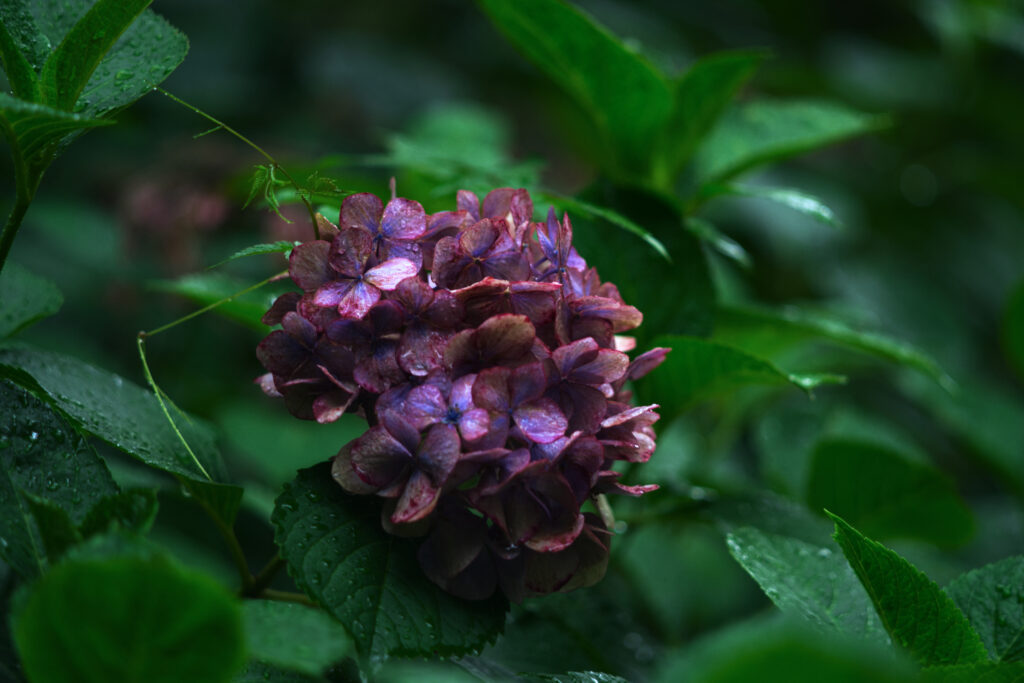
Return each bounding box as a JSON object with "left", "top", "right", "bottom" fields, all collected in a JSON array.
[{"left": 258, "top": 188, "right": 668, "bottom": 601}]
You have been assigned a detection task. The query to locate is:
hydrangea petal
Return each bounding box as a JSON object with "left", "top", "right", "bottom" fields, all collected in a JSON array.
[
  {"left": 381, "top": 197, "right": 427, "bottom": 240},
  {"left": 340, "top": 192, "right": 384, "bottom": 234},
  {"left": 364, "top": 258, "right": 418, "bottom": 290},
  {"left": 289, "top": 240, "right": 333, "bottom": 291},
  {"left": 515, "top": 397, "right": 567, "bottom": 444}
]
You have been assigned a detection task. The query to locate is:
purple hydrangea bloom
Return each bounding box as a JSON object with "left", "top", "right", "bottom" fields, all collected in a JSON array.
[{"left": 257, "top": 187, "right": 669, "bottom": 601}]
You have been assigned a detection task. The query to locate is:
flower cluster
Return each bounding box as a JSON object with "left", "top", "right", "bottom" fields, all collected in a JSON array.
[{"left": 257, "top": 188, "right": 668, "bottom": 601}]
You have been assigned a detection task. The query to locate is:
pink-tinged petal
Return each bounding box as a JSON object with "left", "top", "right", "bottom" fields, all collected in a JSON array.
[
  {"left": 393, "top": 276, "right": 435, "bottom": 313},
  {"left": 391, "top": 469, "right": 443, "bottom": 524},
  {"left": 458, "top": 408, "right": 490, "bottom": 442},
  {"left": 476, "top": 314, "right": 536, "bottom": 364},
  {"left": 381, "top": 197, "right": 427, "bottom": 240},
  {"left": 422, "top": 289, "right": 462, "bottom": 328},
  {"left": 509, "top": 281, "right": 560, "bottom": 323},
  {"left": 429, "top": 235, "right": 462, "bottom": 285},
  {"left": 551, "top": 338, "right": 599, "bottom": 377},
  {"left": 482, "top": 188, "right": 533, "bottom": 226},
  {"left": 383, "top": 239, "right": 423, "bottom": 269},
  {"left": 609, "top": 481, "right": 659, "bottom": 496},
  {"left": 255, "top": 373, "right": 281, "bottom": 397},
  {"left": 423, "top": 210, "right": 470, "bottom": 240},
  {"left": 333, "top": 441, "right": 378, "bottom": 495},
  {"left": 289, "top": 241, "right": 333, "bottom": 291},
  {"left": 405, "top": 384, "right": 446, "bottom": 429},
  {"left": 459, "top": 219, "right": 502, "bottom": 257},
  {"left": 347, "top": 426, "right": 411, "bottom": 489},
  {"left": 296, "top": 293, "right": 339, "bottom": 331},
  {"left": 600, "top": 403, "right": 660, "bottom": 429},
  {"left": 340, "top": 192, "right": 383, "bottom": 235},
  {"left": 628, "top": 347, "right": 671, "bottom": 381},
  {"left": 573, "top": 348, "right": 629, "bottom": 385},
  {"left": 364, "top": 258, "right": 418, "bottom": 290},
  {"left": 509, "top": 362, "right": 548, "bottom": 406},
  {"left": 329, "top": 229, "right": 372, "bottom": 278},
  {"left": 483, "top": 250, "right": 529, "bottom": 282},
  {"left": 450, "top": 374, "right": 477, "bottom": 412},
  {"left": 398, "top": 326, "right": 448, "bottom": 376},
  {"left": 457, "top": 190, "right": 481, "bottom": 219},
  {"left": 256, "top": 330, "right": 307, "bottom": 377},
  {"left": 313, "top": 279, "right": 355, "bottom": 308},
  {"left": 472, "top": 367, "right": 511, "bottom": 413},
  {"left": 315, "top": 212, "right": 340, "bottom": 240},
  {"left": 416, "top": 423, "right": 461, "bottom": 482},
  {"left": 442, "top": 329, "right": 475, "bottom": 374},
  {"left": 515, "top": 398, "right": 567, "bottom": 444},
  {"left": 313, "top": 389, "right": 356, "bottom": 424},
  {"left": 337, "top": 280, "right": 381, "bottom": 319},
  {"left": 613, "top": 335, "right": 637, "bottom": 352},
  {"left": 572, "top": 296, "right": 643, "bottom": 332},
  {"left": 262, "top": 292, "right": 301, "bottom": 326},
  {"left": 525, "top": 513, "right": 585, "bottom": 553},
  {"left": 380, "top": 410, "right": 422, "bottom": 454}
]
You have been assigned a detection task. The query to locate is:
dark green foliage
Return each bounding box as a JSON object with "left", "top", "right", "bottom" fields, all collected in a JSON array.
[
  {"left": 272, "top": 463, "right": 508, "bottom": 659},
  {"left": 947, "top": 557, "right": 1024, "bottom": 663},
  {"left": 241, "top": 600, "right": 351, "bottom": 676},
  {"left": 0, "top": 262, "right": 62, "bottom": 337}
]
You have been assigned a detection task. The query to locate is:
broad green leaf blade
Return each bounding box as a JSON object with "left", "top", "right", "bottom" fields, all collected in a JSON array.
[
  {"left": 242, "top": 600, "right": 351, "bottom": 676},
  {"left": 0, "top": 262, "right": 62, "bottom": 337},
  {"left": 39, "top": 0, "right": 151, "bottom": 110},
  {"left": 654, "top": 50, "right": 764, "bottom": 184},
  {"left": 655, "top": 616, "right": 915, "bottom": 683},
  {"left": 1003, "top": 278, "right": 1024, "bottom": 383},
  {"left": 0, "top": 1, "right": 44, "bottom": 100},
  {"left": 947, "top": 556, "right": 1024, "bottom": 663},
  {"left": 0, "top": 348, "right": 226, "bottom": 483},
  {"left": 0, "top": 92, "right": 112, "bottom": 163},
  {"left": 685, "top": 217, "right": 751, "bottom": 269},
  {"left": 693, "top": 99, "right": 887, "bottom": 184},
  {"left": 150, "top": 273, "right": 282, "bottom": 331},
  {"left": 22, "top": 493, "right": 81, "bottom": 564},
  {"left": 209, "top": 241, "right": 297, "bottom": 270},
  {"left": 640, "top": 335, "right": 844, "bottom": 418},
  {"left": 272, "top": 463, "right": 508, "bottom": 659},
  {"left": 808, "top": 439, "right": 974, "bottom": 547},
  {"left": 725, "top": 526, "right": 886, "bottom": 643},
  {"left": 71, "top": 7, "right": 188, "bottom": 120},
  {"left": 523, "top": 673, "right": 629, "bottom": 683},
  {"left": 235, "top": 662, "right": 321, "bottom": 682},
  {"left": 714, "top": 304, "right": 953, "bottom": 389},
  {"left": 475, "top": 0, "right": 671, "bottom": 179},
  {"left": 573, "top": 183, "right": 715, "bottom": 339},
  {"left": 701, "top": 184, "right": 841, "bottom": 227},
  {"left": 828, "top": 511, "right": 988, "bottom": 666},
  {"left": 12, "top": 538, "right": 245, "bottom": 683},
  {"left": 918, "top": 662, "right": 1024, "bottom": 682},
  {"left": 0, "top": 380, "right": 118, "bottom": 579},
  {"left": 79, "top": 488, "right": 158, "bottom": 538}
]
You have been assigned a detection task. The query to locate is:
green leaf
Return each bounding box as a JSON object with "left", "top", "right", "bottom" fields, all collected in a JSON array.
[
  {"left": 947, "top": 556, "right": 1024, "bottom": 663},
  {"left": 242, "top": 600, "right": 351, "bottom": 676},
  {"left": 685, "top": 217, "right": 751, "bottom": 269},
  {"left": 209, "top": 241, "right": 298, "bottom": 270},
  {"left": 22, "top": 493, "right": 81, "bottom": 564},
  {"left": 272, "top": 463, "right": 508, "bottom": 659},
  {"left": 714, "top": 304, "right": 953, "bottom": 389},
  {"left": 725, "top": 526, "right": 886, "bottom": 643},
  {"left": 150, "top": 272, "right": 283, "bottom": 331},
  {"left": 475, "top": 0, "right": 671, "bottom": 179},
  {"left": 79, "top": 488, "right": 159, "bottom": 538},
  {"left": 918, "top": 662, "right": 1024, "bottom": 682},
  {"left": 0, "top": 1, "right": 44, "bottom": 100},
  {"left": 523, "top": 673, "right": 629, "bottom": 683},
  {"left": 573, "top": 183, "right": 715, "bottom": 339},
  {"left": 654, "top": 50, "right": 765, "bottom": 184},
  {"left": 0, "top": 380, "right": 118, "bottom": 579},
  {"left": 39, "top": 0, "right": 151, "bottom": 110},
  {"left": 640, "top": 335, "right": 844, "bottom": 418},
  {"left": 181, "top": 478, "right": 244, "bottom": 529},
  {"left": 655, "top": 616, "right": 915, "bottom": 683},
  {"left": 828, "top": 511, "right": 988, "bottom": 666},
  {"left": 807, "top": 438, "right": 974, "bottom": 547},
  {"left": 0, "top": 261, "right": 62, "bottom": 337},
  {"left": 0, "top": 348, "right": 226, "bottom": 483},
  {"left": 693, "top": 98, "right": 887, "bottom": 184},
  {"left": 0, "top": 92, "right": 112, "bottom": 167},
  {"left": 12, "top": 537, "right": 245, "bottom": 683},
  {"left": 1003, "top": 278, "right": 1024, "bottom": 383},
  {"left": 700, "top": 184, "right": 841, "bottom": 227}
]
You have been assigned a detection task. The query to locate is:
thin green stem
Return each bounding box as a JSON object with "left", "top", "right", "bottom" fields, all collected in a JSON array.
[
  {"left": 259, "top": 589, "right": 318, "bottom": 607},
  {"left": 248, "top": 555, "right": 287, "bottom": 597},
  {"left": 0, "top": 113, "right": 39, "bottom": 277},
  {"left": 177, "top": 476, "right": 255, "bottom": 592},
  {"left": 140, "top": 270, "right": 285, "bottom": 339},
  {"left": 136, "top": 336, "right": 212, "bottom": 481},
  {"left": 153, "top": 86, "right": 320, "bottom": 239},
  {"left": 0, "top": 191, "right": 32, "bottom": 278}
]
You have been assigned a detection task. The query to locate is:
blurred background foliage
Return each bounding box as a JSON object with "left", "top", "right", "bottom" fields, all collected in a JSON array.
[{"left": 3, "top": 0, "right": 1024, "bottom": 680}]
